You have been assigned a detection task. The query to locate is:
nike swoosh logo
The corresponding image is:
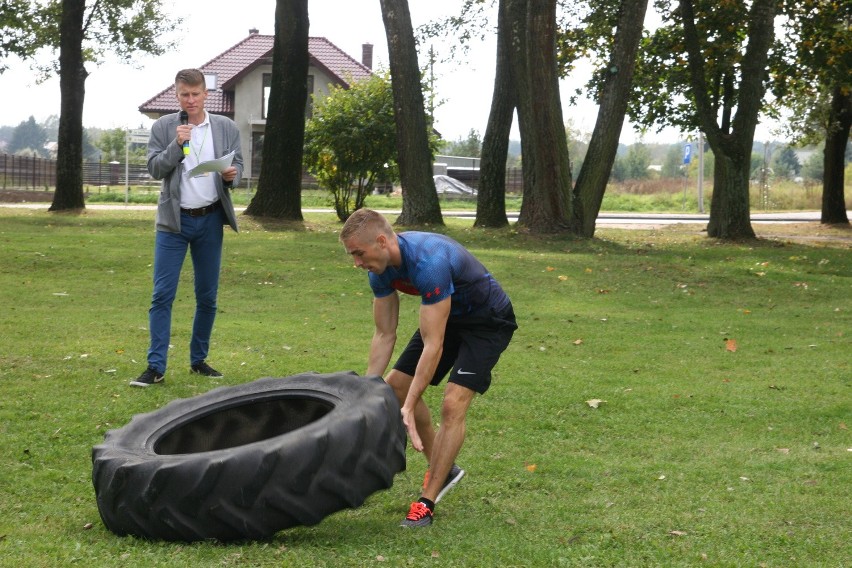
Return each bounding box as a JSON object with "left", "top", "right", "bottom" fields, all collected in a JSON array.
[{"left": 457, "top": 369, "right": 476, "bottom": 375}]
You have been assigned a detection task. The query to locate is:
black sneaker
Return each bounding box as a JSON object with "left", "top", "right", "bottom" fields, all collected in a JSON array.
[
  {"left": 423, "top": 464, "right": 466, "bottom": 503},
  {"left": 190, "top": 361, "right": 223, "bottom": 377},
  {"left": 129, "top": 367, "right": 164, "bottom": 387},
  {"left": 400, "top": 501, "right": 433, "bottom": 528}
]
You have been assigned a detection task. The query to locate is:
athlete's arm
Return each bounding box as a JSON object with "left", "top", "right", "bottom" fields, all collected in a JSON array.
[
  {"left": 402, "top": 296, "right": 451, "bottom": 452},
  {"left": 366, "top": 292, "right": 399, "bottom": 378}
]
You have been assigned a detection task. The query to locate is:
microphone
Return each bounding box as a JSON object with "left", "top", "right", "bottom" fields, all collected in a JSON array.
[{"left": 179, "top": 110, "right": 189, "bottom": 156}]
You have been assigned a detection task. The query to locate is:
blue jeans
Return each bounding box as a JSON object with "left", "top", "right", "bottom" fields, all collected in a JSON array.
[{"left": 147, "top": 210, "right": 224, "bottom": 373}]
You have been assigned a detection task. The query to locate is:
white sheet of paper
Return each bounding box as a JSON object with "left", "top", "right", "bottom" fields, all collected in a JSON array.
[{"left": 187, "top": 151, "right": 236, "bottom": 178}]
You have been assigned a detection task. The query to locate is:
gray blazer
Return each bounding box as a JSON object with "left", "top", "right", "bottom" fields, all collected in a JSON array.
[{"left": 147, "top": 112, "right": 243, "bottom": 233}]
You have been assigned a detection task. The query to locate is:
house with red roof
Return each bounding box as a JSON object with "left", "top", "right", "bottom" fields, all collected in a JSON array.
[{"left": 139, "top": 29, "right": 373, "bottom": 179}]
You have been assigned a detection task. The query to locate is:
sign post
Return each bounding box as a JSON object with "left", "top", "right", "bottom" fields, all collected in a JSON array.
[
  {"left": 125, "top": 129, "right": 150, "bottom": 203},
  {"left": 682, "top": 143, "right": 692, "bottom": 210},
  {"left": 697, "top": 132, "right": 705, "bottom": 213}
]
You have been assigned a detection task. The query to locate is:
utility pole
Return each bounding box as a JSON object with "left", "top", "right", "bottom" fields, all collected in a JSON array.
[{"left": 697, "top": 131, "right": 704, "bottom": 213}]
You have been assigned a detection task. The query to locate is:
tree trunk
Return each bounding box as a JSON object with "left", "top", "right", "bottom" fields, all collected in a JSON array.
[
  {"left": 680, "top": 0, "right": 776, "bottom": 240},
  {"left": 50, "top": 0, "right": 86, "bottom": 212},
  {"left": 379, "top": 0, "right": 443, "bottom": 226},
  {"left": 707, "top": 151, "right": 755, "bottom": 239},
  {"left": 245, "top": 0, "right": 308, "bottom": 220},
  {"left": 475, "top": 0, "right": 514, "bottom": 229},
  {"left": 515, "top": 0, "right": 571, "bottom": 234},
  {"left": 821, "top": 85, "right": 850, "bottom": 225},
  {"left": 506, "top": 0, "right": 535, "bottom": 209},
  {"left": 570, "top": 0, "right": 649, "bottom": 238}
]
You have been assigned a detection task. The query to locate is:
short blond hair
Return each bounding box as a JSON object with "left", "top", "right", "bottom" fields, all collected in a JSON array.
[
  {"left": 340, "top": 208, "right": 394, "bottom": 242},
  {"left": 175, "top": 68, "right": 205, "bottom": 88}
]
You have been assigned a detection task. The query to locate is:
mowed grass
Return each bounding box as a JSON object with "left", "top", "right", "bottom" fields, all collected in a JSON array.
[{"left": 0, "top": 207, "right": 849, "bottom": 567}]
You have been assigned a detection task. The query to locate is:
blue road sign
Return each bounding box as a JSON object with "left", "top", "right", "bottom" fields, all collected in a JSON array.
[{"left": 683, "top": 143, "right": 692, "bottom": 165}]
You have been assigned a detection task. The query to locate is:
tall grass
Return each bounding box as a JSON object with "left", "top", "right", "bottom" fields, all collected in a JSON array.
[{"left": 0, "top": 207, "right": 849, "bottom": 567}]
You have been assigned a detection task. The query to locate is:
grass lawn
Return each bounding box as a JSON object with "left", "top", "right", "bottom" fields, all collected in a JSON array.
[{"left": 0, "top": 206, "right": 849, "bottom": 567}]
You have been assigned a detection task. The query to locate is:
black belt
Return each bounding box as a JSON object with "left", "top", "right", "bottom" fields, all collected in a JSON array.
[{"left": 180, "top": 201, "right": 220, "bottom": 217}]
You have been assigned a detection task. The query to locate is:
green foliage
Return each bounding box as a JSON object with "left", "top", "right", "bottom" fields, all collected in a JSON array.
[
  {"left": 772, "top": 0, "right": 852, "bottom": 145},
  {"left": 565, "top": 118, "right": 590, "bottom": 173},
  {"left": 631, "top": 0, "right": 767, "bottom": 134},
  {"left": 8, "top": 116, "right": 48, "bottom": 156},
  {"left": 96, "top": 128, "right": 128, "bottom": 162},
  {"left": 771, "top": 146, "right": 802, "bottom": 179},
  {"left": 303, "top": 73, "right": 398, "bottom": 221},
  {"left": 440, "top": 128, "right": 482, "bottom": 157},
  {"left": 803, "top": 149, "right": 824, "bottom": 182},
  {"left": 623, "top": 142, "right": 652, "bottom": 180},
  {"left": 661, "top": 144, "right": 684, "bottom": 178},
  {"left": 0, "top": 208, "right": 849, "bottom": 566},
  {"left": 11, "top": 0, "right": 180, "bottom": 78},
  {"left": 611, "top": 153, "right": 627, "bottom": 182},
  {"left": 89, "top": 128, "right": 145, "bottom": 164},
  {"left": 0, "top": 0, "right": 41, "bottom": 72}
]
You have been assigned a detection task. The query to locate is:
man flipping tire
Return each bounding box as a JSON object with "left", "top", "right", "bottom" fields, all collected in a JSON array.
[{"left": 340, "top": 209, "right": 518, "bottom": 527}]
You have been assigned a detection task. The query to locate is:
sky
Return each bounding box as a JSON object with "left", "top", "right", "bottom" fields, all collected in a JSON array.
[{"left": 0, "top": 0, "right": 778, "bottom": 146}]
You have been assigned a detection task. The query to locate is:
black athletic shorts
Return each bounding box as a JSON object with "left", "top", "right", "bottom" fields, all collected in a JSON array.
[{"left": 392, "top": 302, "right": 517, "bottom": 394}]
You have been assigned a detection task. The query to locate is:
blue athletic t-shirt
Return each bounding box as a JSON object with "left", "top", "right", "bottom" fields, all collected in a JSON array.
[{"left": 368, "top": 232, "right": 510, "bottom": 317}]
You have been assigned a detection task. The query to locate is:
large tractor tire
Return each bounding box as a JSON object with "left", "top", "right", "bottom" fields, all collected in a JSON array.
[{"left": 92, "top": 371, "right": 406, "bottom": 541}]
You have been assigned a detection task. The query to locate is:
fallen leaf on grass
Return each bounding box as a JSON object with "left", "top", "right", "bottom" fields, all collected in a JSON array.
[
  {"left": 525, "top": 463, "right": 537, "bottom": 472},
  {"left": 83, "top": 523, "right": 93, "bottom": 530},
  {"left": 573, "top": 339, "right": 583, "bottom": 345},
  {"left": 725, "top": 339, "right": 738, "bottom": 352},
  {"left": 431, "top": 551, "right": 440, "bottom": 558},
  {"left": 669, "top": 530, "right": 688, "bottom": 537},
  {"left": 558, "top": 275, "right": 568, "bottom": 281},
  {"left": 777, "top": 448, "right": 790, "bottom": 454},
  {"left": 586, "top": 399, "right": 606, "bottom": 409},
  {"left": 546, "top": 266, "right": 555, "bottom": 271}
]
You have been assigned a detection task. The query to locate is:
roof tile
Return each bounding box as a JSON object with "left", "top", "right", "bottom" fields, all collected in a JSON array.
[{"left": 139, "top": 34, "right": 372, "bottom": 116}]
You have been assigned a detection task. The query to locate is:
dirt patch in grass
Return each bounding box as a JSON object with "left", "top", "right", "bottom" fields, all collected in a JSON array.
[
  {"left": 0, "top": 189, "right": 54, "bottom": 202},
  {"left": 755, "top": 222, "right": 852, "bottom": 247},
  {"left": 644, "top": 222, "right": 852, "bottom": 248}
]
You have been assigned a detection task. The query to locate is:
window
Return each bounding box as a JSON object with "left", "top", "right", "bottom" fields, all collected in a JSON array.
[
  {"left": 262, "top": 73, "right": 315, "bottom": 119},
  {"left": 262, "top": 74, "right": 271, "bottom": 119},
  {"left": 251, "top": 131, "right": 264, "bottom": 177}
]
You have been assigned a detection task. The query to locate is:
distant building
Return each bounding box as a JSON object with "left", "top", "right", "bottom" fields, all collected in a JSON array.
[{"left": 139, "top": 29, "right": 374, "bottom": 179}]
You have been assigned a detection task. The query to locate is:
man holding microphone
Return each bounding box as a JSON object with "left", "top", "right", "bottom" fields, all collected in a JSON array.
[{"left": 130, "top": 68, "right": 243, "bottom": 387}]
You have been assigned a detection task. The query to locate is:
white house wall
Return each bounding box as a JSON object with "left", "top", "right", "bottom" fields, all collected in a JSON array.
[{"left": 232, "top": 64, "right": 346, "bottom": 179}]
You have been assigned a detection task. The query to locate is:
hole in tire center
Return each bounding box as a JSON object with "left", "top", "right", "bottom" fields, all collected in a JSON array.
[{"left": 154, "top": 396, "right": 334, "bottom": 455}]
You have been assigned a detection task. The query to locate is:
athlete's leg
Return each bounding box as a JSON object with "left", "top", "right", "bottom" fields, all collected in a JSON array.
[
  {"left": 386, "top": 369, "right": 437, "bottom": 460},
  {"left": 421, "top": 382, "right": 475, "bottom": 503}
]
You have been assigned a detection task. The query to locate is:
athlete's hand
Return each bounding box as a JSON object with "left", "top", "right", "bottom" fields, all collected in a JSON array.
[{"left": 401, "top": 406, "right": 423, "bottom": 452}]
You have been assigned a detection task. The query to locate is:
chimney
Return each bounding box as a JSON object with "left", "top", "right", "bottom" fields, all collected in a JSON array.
[
  {"left": 249, "top": 28, "right": 259, "bottom": 35},
  {"left": 362, "top": 43, "right": 373, "bottom": 70}
]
